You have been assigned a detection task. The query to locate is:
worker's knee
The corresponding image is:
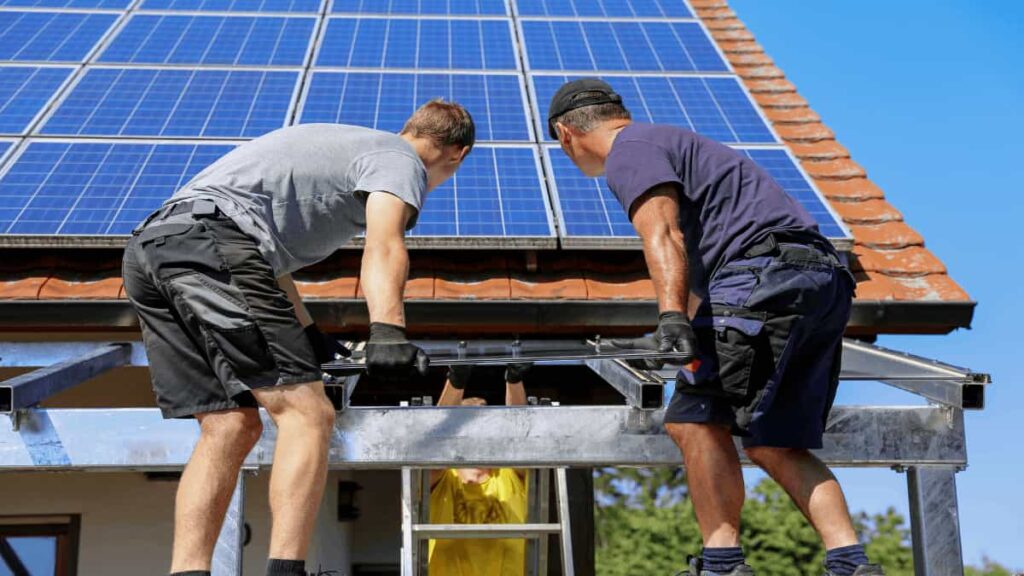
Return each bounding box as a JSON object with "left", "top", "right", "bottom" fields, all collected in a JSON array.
[
  {"left": 664, "top": 422, "right": 731, "bottom": 449},
  {"left": 198, "top": 408, "right": 263, "bottom": 451},
  {"left": 257, "top": 381, "right": 336, "bottom": 435},
  {"left": 744, "top": 445, "right": 803, "bottom": 470}
]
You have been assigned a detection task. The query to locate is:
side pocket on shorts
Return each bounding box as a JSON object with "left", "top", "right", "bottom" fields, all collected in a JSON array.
[
  {"left": 169, "top": 272, "right": 277, "bottom": 378},
  {"left": 684, "top": 306, "right": 766, "bottom": 400}
]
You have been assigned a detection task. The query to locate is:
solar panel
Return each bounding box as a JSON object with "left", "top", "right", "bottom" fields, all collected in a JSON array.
[
  {"left": 0, "top": 0, "right": 130, "bottom": 8},
  {"left": 515, "top": 0, "right": 691, "bottom": 18},
  {"left": 0, "top": 140, "right": 14, "bottom": 166},
  {"left": 543, "top": 146, "right": 850, "bottom": 247},
  {"left": 533, "top": 75, "right": 776, "bottom": 144},
  {"left": 0, "top": 140, "right": 234, "bottom": 235},
  {"left": 317, "top": 18, "right": 518, "bottom": 70},
  {"left": 0, "top": 11, "right": 117, "bottom": 63},
  {"left": 98, "top": 15, "right": 316, "bottom": 66},
  {"left": 39, "top": 68, "right": 298, "bottom": 138},
  {"left": 333, "top": 0, "right": 507, "bottom": 15},
  {"left": 139, "top": 0, "right": 321, "bottom": 12},
  {"left": 520, "top": 20, "right": 725, "bottom": 72},
  {"left": 0, "top": 66, "right": 73, "bottom": 135},
  {"left": 410, "top": 146, "right": 554, "bottom": 244},
  {"left": 299, "top": 72, "right": 531, "bottom": 141}
]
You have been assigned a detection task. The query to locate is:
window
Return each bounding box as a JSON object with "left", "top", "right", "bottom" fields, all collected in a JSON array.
[{"left": 0, "top": 516, "right": 79, "bottom": 576}]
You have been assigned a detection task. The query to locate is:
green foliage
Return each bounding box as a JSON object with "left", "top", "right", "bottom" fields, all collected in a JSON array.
[
  {"left": 593, "top": 468, "right": 922, "bottom": 576},
  {"left": 965, "top": 558, "right": 1017, "bottom": 576}
]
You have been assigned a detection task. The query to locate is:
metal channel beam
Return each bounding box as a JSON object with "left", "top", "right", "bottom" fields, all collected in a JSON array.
[
  {"left": 212, "top": 473, "right": 245, "bottom": 576},
  {"left": 842, "top": 339, "right": 988, "bottom": 409},
  {"left": 0, "top": 405, "right": 965, "bottom": 470},
  {"left": 0, "top": 343, "right": 132, "bottom": 414},
  {"left": 584, "top": 358, "right": 664, "bottom": 409},
  {"left": 908, "top": 466, "right": 964, "bottom": 576}
]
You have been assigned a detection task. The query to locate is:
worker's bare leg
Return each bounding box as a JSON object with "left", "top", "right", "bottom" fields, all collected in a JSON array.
[
  {"left": 252, "top": 380, "right": 336, "bottom": 560},
  {"left": 666, "top": 422, "right": 745, "bottom": 547},
  {"left": 171, "top": 408, "right": 263, "bottom": 572},
  {"left": 744, "top": 446, "right": 859, "bottom": 549}
]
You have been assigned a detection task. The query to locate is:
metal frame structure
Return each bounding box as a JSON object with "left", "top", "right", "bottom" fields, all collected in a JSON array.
[{"left": 0, "top": 337, "right": 988, "bottom": 576}]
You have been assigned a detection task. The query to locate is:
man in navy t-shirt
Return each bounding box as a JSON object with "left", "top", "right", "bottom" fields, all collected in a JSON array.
[{"left": 548, "top": 79, "right": 880, "bottom": 576}]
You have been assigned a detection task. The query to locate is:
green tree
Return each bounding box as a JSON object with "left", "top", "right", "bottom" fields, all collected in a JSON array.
[{"left": 965, "top": 558, "right": 1017, "bottom": 576}]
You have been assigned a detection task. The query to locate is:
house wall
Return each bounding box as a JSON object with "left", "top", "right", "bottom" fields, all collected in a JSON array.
[{"left": 0, "top": 469, "right": 402, "bottom": 575}]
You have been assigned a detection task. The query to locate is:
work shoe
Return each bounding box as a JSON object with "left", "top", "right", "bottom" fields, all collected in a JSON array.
[
  {"left": 676, "top": 556, "right": 756, "bottom": 576},
  {"left": 824, "top": 565, "right": 885, "bottom": 576}
]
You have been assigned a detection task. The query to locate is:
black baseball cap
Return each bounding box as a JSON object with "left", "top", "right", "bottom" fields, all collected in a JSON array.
[{"left": 547, "top": 78, "right": 623, "bottom": 140}]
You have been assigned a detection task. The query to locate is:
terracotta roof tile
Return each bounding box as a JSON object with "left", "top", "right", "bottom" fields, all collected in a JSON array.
[
  {"left": 703, "top": 18, "right": 745, "bottom": 31},
  {"left": 296, "top": 274, "right": 359, "bottom": 300},
  {"left": 762, "top": 106, "right": 820, "bottom": 124},
  {"left": 801, "top": 158, "right": 868, "bottom": 179},
  {"left": 725, "top": 51, "right": 774, "bottom": 67},
  {"left": 509, "top": 254, "right": 588, "bottom": 300},
  {"left": 852, "top": 246, "right": 946, "bottom": 277},
  {"left": 0, "top": 272, "right": 48, "bottom": 299},
  {"left": 694, "top": 6, "right": 735, "bottom": 19},
  {"left": 787, "top": 140, "right": 850, "bottom": 161},
  {"left": 752, "top": 92, "right": 809, "bottom": 108},
  {"left": 832, "top": 199, "right": 903, "bottom": 224},
  {"left": 716, "top": 40, "right": 764, "bottom": 54},
  {"left": 815, "top": 178, "right": 886, "bottom": 201},
  {"left": 38, "top": 273, "right": 122, "bottom": 300},
  {"left": 744, "top": 78, "right": 797, "bottom": 94},
  {"left": 433, "top": 255, "right": 511, "bottom": 300},
  {"left": 690, "top": 0, "right": 729, "bottom": 9},
  {"left": 708, "top": 28, "right": 755, "bottom": 42},
  {"left": 774, "top": 123, "right": 835, "bottom": 142},
  {"left": 735, "top": 65, "right": 786, "bottom": 80},
  {"left": 849, "top": 222, "right": 924, "bottom": 249}
]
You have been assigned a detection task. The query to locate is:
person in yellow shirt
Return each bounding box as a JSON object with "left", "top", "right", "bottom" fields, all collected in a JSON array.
[{"left": 427, "top": 363, "right": 532, "bottom": 576}]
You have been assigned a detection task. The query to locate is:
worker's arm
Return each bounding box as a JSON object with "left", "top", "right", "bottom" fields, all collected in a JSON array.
[{"left": 361, "top": 192, "right": 429, "bottom": 377}]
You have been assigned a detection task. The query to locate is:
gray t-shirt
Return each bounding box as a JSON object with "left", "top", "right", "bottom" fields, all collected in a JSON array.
[{"left": 167, "top": 123, "right": 428, "bottom": 274}]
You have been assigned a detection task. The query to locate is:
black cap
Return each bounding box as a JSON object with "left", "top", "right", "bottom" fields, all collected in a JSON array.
[{"left": 547, "top": 78, "right": 623, "bottom": 140}]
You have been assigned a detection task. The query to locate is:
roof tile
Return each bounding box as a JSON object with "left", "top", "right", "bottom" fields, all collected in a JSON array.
[
  {"left": 832, "top": 199, "right": 903, "bottom": 224},
  {"left": 38, "top": 273, "right": 122, "bottom": 300},
  {"left": 703, "top": 18, "right": 745, "bottom": 31},
  {"left": 296, "top": 274, "right": 359, "bottom": 299},
  {"left": 744, "top": 78, "right": 797, "bottom": 94},
  {"left": 775, "top": 122, "right": 835, "bottom": 142},
  {"left": 434, "top": 255, "right": 511, "bottom": 300},
  {"left": 852, "top": 246, "right": 946, "bottom": 276},
  {"left": 787, "top": 140, "right": 850, "bottom": 161},
  {"left": 752, "top": 92, "right": 808, "bottom": 108},
  {"left": 815, "top": 178, "right": 886, "bottom": 201},
  {"left": 802, "top": 158, "right": 868, "bottom": 179},
  {"left": 762, "top": 106, "right": 820, "bottom": 124},
  {"left": 716, "top": 39, "right": 764, "bottom": 54},
  {"left": 509, "top": 254, "right": 589, "bottom": 300},
  {"left": 735, "top": 65, "right": 786, "bottom": 80},
  {"left": 725, "top": 51, "right": 774, "bottom": 67},
  {"left": 690, "top": 0, "right": 729, "bottom": 9},
  {"left": 0, "top": 273, "right": 48, "bottom": 300},
  {"left": 709, "top": 28, "right": 755, "bottom": 42},
  {"left": 694, "top": 6, "right": 735, "bottom": 18},
  {"left": 849, "top": 222, "right": 924, "bottom": 249}
]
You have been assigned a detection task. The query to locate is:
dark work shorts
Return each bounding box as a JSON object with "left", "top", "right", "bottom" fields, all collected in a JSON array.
[
  {"left": 122, "top": 208, "right": 322, "bottom": 418},
  {"left": 664, "top": 239, "right": 855, "bottom": 449}
]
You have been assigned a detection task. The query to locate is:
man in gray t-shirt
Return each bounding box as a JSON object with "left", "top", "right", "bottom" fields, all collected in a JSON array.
[{"left": 122, "top": 100, "right": 474, "bottom": 576}]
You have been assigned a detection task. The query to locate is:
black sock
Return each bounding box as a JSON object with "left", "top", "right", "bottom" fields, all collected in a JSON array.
[
  {"left": 267, "top": 558, "right": 306, "bottom": 576},
  {"left": 170, "top": 572, "right": 211, "bottom": 576},
  {"left": 825, "top": 544, "right": 870, "bottom": 576},
  {"left": 702, "top": 547, "right": 745, "bottom": 573}
]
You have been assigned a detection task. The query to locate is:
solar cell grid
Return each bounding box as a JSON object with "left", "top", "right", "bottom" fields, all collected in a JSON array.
[
  {"left": 411, "top": 146, "right": 552, "bottom": 239},
  {"left": 332, "top": 0, "right": 507, "bottom": 15},
  {"left": 139, "top": 0, "right": 321, "bottom": 12},
  {"left": 317, "top": 17, "right": 517, "bottom": 70},
  {"left": 0, "top": 66, "right": 73, "bottom": 134},
  {"left": 300, "top": 72, "right": 531, "bottom": 141},
  {"left": 0, "top": 11, "right": 117, "bottom": 63},
  {"left": 520, "top": 20, "right": 725, "bottom": 72},
  {"left": 99, "top": 15, "right": 316, "bottom": 66},
  {"left": 0, "top": 0, "right": 130, "bottom": 8},
  {"left": 515, "top": 0, "right": 691, "bottom": 18},
  {"left": 39, "top": 67, "right": 298, "bottom": 138},
  {"left": 0, "top": 140, "right": 234, "bottom": 234},
  {"left": 544, "top": 146, "right": 849, "bottom": 244},
  {"left": 533, "top": 75, "right": 775, "bottom": 144}
]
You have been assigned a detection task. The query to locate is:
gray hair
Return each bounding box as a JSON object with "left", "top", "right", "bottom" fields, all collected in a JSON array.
[{"left": 553, "top": 93, "right": 631, "bottom": 136}]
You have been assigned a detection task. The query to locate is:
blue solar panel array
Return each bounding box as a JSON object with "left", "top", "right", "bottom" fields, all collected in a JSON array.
[
  {"left": 0, "top": 0, "right": 850, "bottom": 246},
  {"left": 99, "top": 15, "right": 316, "bottom": 66},
  {"left": 521, "top": 20, "right": 725, "bottom": 72},
  {"left": 317, "top": 18, "right": 518, "bottom": 70},
  {"left": 300, "top": 72, "right": 531, "bottom": 141},
  {"left": 0, "top": 66, "right": 73, "bottom": 135},
  {"left": 533, "top": 74, "right": 774, "bottom": 144}
]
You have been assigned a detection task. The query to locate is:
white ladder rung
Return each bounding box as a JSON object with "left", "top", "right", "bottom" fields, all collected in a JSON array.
[{"left": 413, "top": 523, "right": 563, "bottom": 539}]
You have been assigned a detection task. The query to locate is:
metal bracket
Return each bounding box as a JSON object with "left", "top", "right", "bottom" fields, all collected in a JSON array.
[
  {"left": 1, "top": 343, "right": 132, "bottom": 415},
  {"left": 584, "top": 358, "right": 664, "bottom": 410}
]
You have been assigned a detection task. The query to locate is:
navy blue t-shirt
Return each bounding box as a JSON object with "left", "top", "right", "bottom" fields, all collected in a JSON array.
[{"left": 605, "top": 122, "right": 823, "bottom": 296}]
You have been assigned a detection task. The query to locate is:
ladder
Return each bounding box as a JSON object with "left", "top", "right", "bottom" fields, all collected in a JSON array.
[{"left": 400, "top": 467, "right": 576, "bottom": 576}]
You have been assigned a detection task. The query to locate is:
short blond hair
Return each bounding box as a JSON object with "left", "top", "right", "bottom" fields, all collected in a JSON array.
[{"left": 401, "top": 99, "right": 475, "bottom": 151}]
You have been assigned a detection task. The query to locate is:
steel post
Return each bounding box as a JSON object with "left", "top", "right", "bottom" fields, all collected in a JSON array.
[{"left": 907, "top": 466, "right": 964, "bottom": 576}]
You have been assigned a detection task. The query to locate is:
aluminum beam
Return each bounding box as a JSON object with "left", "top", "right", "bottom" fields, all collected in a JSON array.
[
  {"left": 908, "top": 466, "right": 965, "bottom": 576},
  {"left": 0, "top": 405, "right": 965, "bottom": 470},
  {"left": 212, "top": 473, "right": 245, "bottom": 576},
  {"left": 1, "top": 343, "right": 132, "bottom": 414},
  {"left": 584, "top": 358, "right": 664, "bottom": 409},
  {"left": 842, "top": 339, "right": 988, "bottom": 409}
]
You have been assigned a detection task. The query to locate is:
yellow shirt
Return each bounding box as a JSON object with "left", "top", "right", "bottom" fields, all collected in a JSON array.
[{"left": 428, "top": 468, "right": 528, "bottom": 576}]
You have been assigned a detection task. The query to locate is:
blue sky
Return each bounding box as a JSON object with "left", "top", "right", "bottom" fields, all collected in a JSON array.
[{"left": 728, "top": 0, "right": 1024, "bottom": 567}]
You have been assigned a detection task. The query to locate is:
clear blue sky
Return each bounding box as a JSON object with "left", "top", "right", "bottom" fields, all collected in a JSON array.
[{"left": 729, "top": 0, "right": 1024, "bottom": 567}]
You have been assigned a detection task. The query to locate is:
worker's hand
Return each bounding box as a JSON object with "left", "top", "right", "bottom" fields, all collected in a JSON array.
[
  {"left": 446, "top": 365, "right": 473, "bottom": 390},
  {"left": 505, "top": 363, "right": 532, "bottom": 384},
  {"left": 304, "top": 324, "right": 351, "bottom": 364},
  {"left": 366, "top": 323, "right": 430, "bottom": 380},
  {"left": 609, "top": 312, "right": 697, "bottom": 370}
]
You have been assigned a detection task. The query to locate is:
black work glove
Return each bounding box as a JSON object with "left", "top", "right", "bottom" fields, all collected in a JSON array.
[
  {"left": 446, "top": 365, "right": 473, "bottom": 390},
  {"left": 304, "top": 324, "right": 351, "bottom": 364},
  {"left": 505, "top": 363, "right": 532, "bottom": 384},
  {"left": 365, "top": 322, "right": 430, "bottom": 380},
  {"left": 609, "top": 311, "right": 697, "bottom": 370}
]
